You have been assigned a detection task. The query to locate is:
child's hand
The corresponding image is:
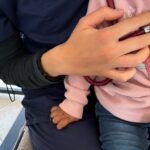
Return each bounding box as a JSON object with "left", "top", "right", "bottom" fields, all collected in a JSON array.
[{"left": 50, "top": 106, "right": 79, "bottom": 130}]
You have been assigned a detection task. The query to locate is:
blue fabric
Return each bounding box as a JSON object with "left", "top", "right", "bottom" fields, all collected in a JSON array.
[
  {"left": 22, "top": 87, "right": 101, "bottom": 150},
  {"left": 0, "top": 0, "right": 88, "bottom": 52},
  {"left": 0, "top": 10, "right": 16, "bottom": 41},
  {"left": 95, "top": 103, "right": 150, "bottom": 150},
  {"left": 28, "top": 117, "right": 101, "bottom": 150},
  {"left": 0, "top": 1, "right": 102, "bottom": 149}
]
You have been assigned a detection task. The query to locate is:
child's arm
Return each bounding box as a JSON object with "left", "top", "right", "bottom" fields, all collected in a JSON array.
[{"left": 51, "top": 75, "right": 91, "bottom": 129}]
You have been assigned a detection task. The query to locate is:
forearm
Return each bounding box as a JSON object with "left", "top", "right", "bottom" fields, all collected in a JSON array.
[
  {"left": 59, "top": 75, "right": 91, "bottom": 118},
  {"left": 41, "top": 43, "right": 67, "bottom": 77},
  {"left": 2, "top": 7, "right": 150, "bottom": 88},
  {"left": 0, "top": 33, "right": 64, "bottom": 89}
]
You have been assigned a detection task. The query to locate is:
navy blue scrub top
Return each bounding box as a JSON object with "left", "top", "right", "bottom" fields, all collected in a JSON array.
[
  {"left": 0, "top": 0, "right": 88, "bottom": 52},
  {"left": 0, "top": 1, "right": 98, "bottom": 125}
]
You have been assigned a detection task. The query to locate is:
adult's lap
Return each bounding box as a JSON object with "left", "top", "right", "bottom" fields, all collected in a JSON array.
[{"left": 22, "top": 87, "right": 101, "bottom": 150}]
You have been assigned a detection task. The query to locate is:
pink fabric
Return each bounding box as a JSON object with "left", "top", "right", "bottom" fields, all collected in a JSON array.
[
  {"left": 60, "top": 76, "right": 90, "bottom": 119},
  {"left": 146, "top": 57, "right": 150, "bottom": 79},
  {"left": 60, "top": 0, "right": 150, "bottom": 122}
]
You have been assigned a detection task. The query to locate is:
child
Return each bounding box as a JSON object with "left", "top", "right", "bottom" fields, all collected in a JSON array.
[{"left": 51, "top": 0, "right": 150, "bottom": 149}]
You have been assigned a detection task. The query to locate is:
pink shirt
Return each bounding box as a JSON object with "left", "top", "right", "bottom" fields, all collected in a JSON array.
[{"left": 60, "top": 0, "right": 150, "bottom": 123}]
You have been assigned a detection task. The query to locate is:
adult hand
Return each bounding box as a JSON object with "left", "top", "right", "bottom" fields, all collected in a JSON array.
[{"left": 41, "top": 7, "right": 150, "bottom": 82}]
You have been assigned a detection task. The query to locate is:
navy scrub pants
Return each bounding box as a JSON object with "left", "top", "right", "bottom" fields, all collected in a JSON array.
[{"left": 22, "top": 84, "right": 101, "bottom": 150}]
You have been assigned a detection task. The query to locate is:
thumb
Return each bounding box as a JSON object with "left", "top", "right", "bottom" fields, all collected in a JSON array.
[{"left": 81, "top": 6, "right": 124, "bottom": 28}]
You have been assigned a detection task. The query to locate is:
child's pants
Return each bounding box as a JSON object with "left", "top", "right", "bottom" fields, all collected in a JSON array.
[{"left": 95, "top": 103, "right": 150, "bottom": 150}]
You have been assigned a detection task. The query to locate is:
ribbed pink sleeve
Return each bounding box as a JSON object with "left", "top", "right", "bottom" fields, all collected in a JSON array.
[{"left": 59, "top": 75, "right": 91, "bottom": 119}]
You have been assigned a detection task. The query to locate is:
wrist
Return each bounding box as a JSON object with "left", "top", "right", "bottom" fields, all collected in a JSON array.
[
  {"left": 41, "top": 44, "right": 68, "bottom": 77},
  {"left": 59, "top": 99, "right": 83, "bottom": 119}
]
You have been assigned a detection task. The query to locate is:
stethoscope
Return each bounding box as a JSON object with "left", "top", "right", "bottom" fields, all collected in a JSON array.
[{"left": 84, "top": 0, "right": 150, "bottom": 86}]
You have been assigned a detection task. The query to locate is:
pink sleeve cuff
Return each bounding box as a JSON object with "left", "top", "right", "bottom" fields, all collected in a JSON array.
[{"left": 59, "top": 99, "right": 84, "bottom": 119}]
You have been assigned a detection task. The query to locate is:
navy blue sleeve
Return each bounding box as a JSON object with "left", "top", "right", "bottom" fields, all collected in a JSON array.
[{"left": 0, "top": 10, "right": 64, "bottom": 89}]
